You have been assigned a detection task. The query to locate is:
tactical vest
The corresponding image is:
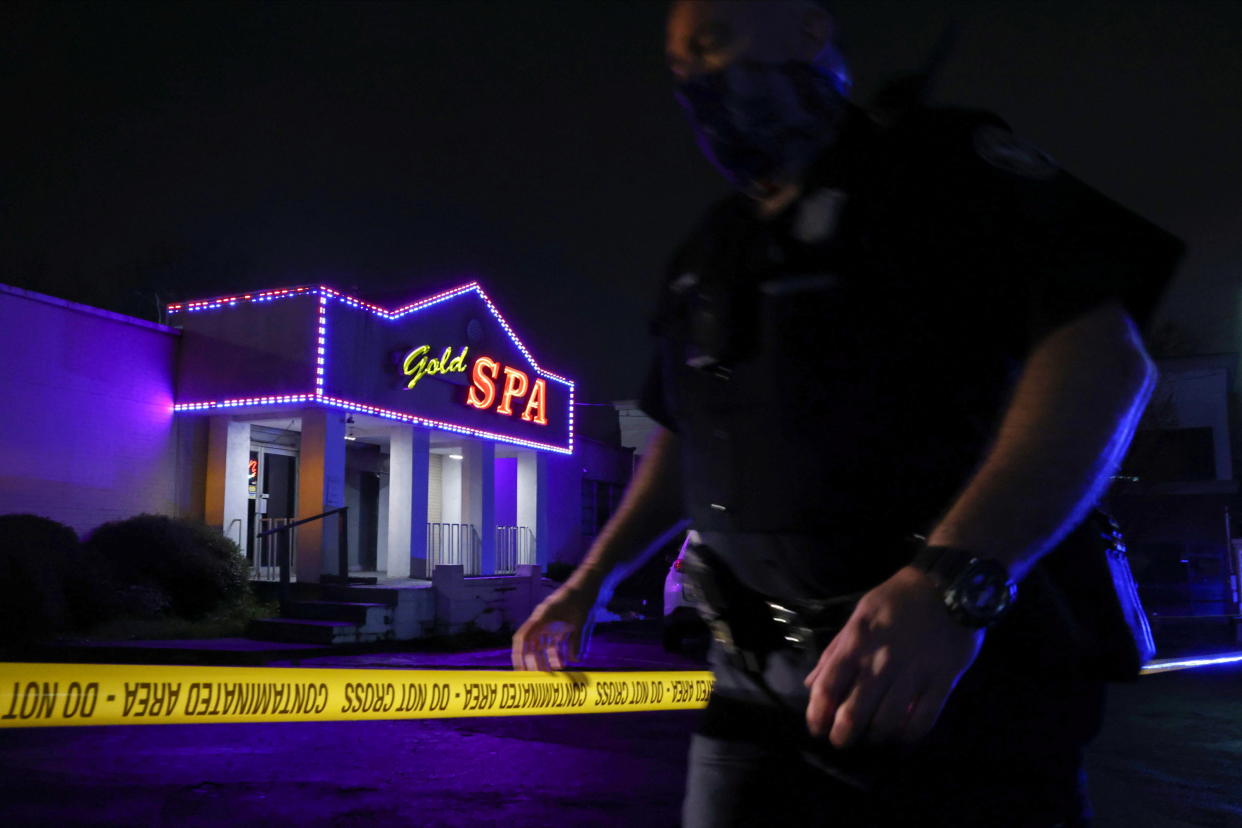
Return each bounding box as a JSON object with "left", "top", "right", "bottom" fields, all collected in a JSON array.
[{"left": 651, "top": 107, "right": 1032, "bottom": 594}]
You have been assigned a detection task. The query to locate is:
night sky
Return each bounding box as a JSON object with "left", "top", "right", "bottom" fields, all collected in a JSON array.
[{"left": 5, "top": 0, "right": 1241, "bottom": 403}]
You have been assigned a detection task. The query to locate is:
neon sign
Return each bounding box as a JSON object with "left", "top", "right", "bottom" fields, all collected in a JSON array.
[
  {"left": 169, "top": 282, "right": 574, "bottom": 454},
  {"left": 401, "top": 346, "right": 548, "bottom": 426},
  {"left": 402, "top": 345, "right": 469, "bottom": 389},
  {"left": 466, "top": 358, "right": 548, "bottom": 425}
]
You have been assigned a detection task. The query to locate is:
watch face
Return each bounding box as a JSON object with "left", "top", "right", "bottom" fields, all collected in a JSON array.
[{"left": 947, "top": 560, "right": 1016, "bottom": 625}]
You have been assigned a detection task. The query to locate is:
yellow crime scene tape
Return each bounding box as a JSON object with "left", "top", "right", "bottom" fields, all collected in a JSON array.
[
  {"left": 0, "top": 663, "right": 715, "bottom": 728},
  {"left": 2, "top": 652, "right": 1237, "bottom": 728}
]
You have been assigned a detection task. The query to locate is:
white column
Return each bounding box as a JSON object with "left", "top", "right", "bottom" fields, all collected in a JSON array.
[
  {"left": 296, "top": 408, "right": 346, "bottom": 581},
  {"left": 387, "top": 426, "right": 429, "bottom": 579},
  {"left": 461, "top": 438, "right": 495, "bottom": 574},
  {"left": 204, "top": 417, "right": 250, "bottom": 550},
  {"left": 441, "top": 454, "right": 462, "bottom": 525},
  {"left": 377, "top": 471, "right": 390, "bottom": 569},
  {"left": 517, "top": 449, "right": 549, "bottom": 567},
  {"left": 534, "top": 451, "right": 552, "bottom": 568}
]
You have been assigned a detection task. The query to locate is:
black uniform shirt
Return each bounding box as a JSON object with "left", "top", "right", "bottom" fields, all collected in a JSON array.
[{"left": 642, "top": 105, "right": 1183, "bottom": 597}]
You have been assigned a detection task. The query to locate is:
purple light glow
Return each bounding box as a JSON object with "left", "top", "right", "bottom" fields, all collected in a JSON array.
[
  {"left": 174, "top": 394, "right": 316, "bottom": 411},
  {"left": 494, "top": 457, "right": 518, "bottom": 525},
  {"left": 170, "top": 282, "right": 575, "bottom": 454}
]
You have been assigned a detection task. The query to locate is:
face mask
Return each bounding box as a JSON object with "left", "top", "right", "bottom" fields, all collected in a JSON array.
[{"left": 675, "top": 51, "right": 850, "bottom": 196}]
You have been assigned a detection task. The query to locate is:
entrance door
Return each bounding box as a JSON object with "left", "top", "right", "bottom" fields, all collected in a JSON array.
[{"left": 246, "top": 446, "right": 298, "bottom": 578}]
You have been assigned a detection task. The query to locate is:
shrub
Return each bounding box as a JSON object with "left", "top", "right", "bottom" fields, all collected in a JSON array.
[
  {"left": 61, "top": 535, "right": 131, "bottom": 630},
  {"left": 85, "top": 514, "right": 250, "bottom": 620},
  {"left": 0, "top": 514, "right": 79, "bottom": 645}
]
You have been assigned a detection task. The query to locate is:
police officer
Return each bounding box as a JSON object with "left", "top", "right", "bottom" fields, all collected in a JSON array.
[{"left": 513, "top": 2, "right": 1182, "bottom": 825}]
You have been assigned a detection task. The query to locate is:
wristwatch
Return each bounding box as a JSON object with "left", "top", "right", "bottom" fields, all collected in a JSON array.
[{"left": 910, "top": 542, "right": 1017, "bottom": 628}]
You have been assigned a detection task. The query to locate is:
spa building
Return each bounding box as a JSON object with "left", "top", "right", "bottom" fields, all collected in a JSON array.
[{"left": 0, "top": 280, "right": 633, "bottom": 594}]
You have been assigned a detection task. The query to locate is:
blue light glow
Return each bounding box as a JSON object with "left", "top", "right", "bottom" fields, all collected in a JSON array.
[{"left": 1140, "top": 651, "right": 1242, "bottom": 675}]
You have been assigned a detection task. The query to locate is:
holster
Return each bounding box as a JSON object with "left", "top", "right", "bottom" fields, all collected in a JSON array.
[
  {"left": 1039, "top": 508, "right": 1157, "bottom": 681},
  {"left": 682, "top": 541, "right": 856, "bottom": 673},
  {"left": 682, "top": 542, "right": 777, "bottom": 673}
]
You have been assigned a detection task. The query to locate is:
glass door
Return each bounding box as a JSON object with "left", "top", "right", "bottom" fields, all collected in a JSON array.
[{"left": 247, "top": 446, "right": 298, "bottom": 579}]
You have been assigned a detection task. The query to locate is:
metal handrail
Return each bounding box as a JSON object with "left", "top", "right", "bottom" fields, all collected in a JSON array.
[
  {"left": 495, "top": 525, "right": 535, "bottom": 575},
  {"left": 469, "top": 524, "right": 482, "bottom": 576},
  {"left": 226, "top": 518, "right": 243, "bottom": 550},
  {"left": 258, "top": 506, "right": 349, "bottom": 609},
  {"left": 253, "top": 517, "right": 295, "bottom": 582},
  {"left": 426, "top": 522, "right": 481, "bottom": 576}
]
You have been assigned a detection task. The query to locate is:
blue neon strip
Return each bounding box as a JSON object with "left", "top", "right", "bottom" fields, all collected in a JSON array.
[
  {"left": 169, "top": 283, "right": 572, "bottom": 389},
  {"left": 169, "top": 282, "right": 575, "bottom": 453},
  {"left": 173, "top": 394, "right": 573, "bottom": 454},
  {"left": 316, "top": 296, "right": 327, "bottom": 397},
  {"left": 1140, "top": 651, "right": 1242, "bottom": 675}
]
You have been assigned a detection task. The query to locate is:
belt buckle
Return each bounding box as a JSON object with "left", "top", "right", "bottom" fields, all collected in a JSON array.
[{"left": 766, "top": 601, "right": 814, "bottom": 650}]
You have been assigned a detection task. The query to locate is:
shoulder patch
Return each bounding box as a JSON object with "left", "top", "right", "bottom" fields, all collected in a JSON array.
[{"left": 972, "top": 125, "right": 1058, "bottom": 179}]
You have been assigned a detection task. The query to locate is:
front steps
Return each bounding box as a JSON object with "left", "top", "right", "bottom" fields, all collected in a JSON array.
[
  {"left": 247, "top": 617, "right": 387, "bottom": 645},
  {"left": 247, "top": 580, "right": 435, "bottom": 645},
  {"left": 247, "top": 565, "right": 554, "bottom": 646}
]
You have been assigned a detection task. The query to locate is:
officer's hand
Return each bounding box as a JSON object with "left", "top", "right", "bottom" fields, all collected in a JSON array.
[
  {"left": 511, "top": 582, "right": 599, "bottom": 672},
  {"left": 803, "top": 565, "right": 984, "bottom": 748}
]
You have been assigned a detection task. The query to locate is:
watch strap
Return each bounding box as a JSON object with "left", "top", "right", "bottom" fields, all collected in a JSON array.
[
  {"left": 910, "top": 542, "right": 1017, "bottom": 628},
  {"left": 910, "top": 543, "right": 976, "bottom": 589}
]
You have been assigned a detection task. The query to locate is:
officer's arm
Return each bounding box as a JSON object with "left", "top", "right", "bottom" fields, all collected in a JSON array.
[
  {"left": 512, "top": 426, "right": 685, "bottom": 670},
  {"left": 805, "top": 301, "right": 1155, "bottom": 747},
  {"left": 571, "top": 425, "right": 686, "bottom": 594},
  {"left": 922, "top": 300, "right": 1156, "bottom": 578}
]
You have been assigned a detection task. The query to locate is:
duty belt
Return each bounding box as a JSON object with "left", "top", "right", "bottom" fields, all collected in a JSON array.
[{"left": 682, "top": 540, "right": 859, "bottom": 672}]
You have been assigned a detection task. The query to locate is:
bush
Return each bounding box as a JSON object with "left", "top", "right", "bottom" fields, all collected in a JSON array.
[
  {"left": 0, "top": 514, "right": 79, "bottom": 645},
  {"left": 85, "top": 514, "right": 250, "bottom": 620},
  {"left": 62, "top": 535, "right": 132, "bottom": 630},
  {"left": 81, "top": 590, "right": 277, "bottom": 641}
]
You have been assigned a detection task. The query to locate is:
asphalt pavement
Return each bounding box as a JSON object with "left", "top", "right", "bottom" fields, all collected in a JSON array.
[{"left": 1, "top": 623, "right": 1239, "bottom": 827}]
